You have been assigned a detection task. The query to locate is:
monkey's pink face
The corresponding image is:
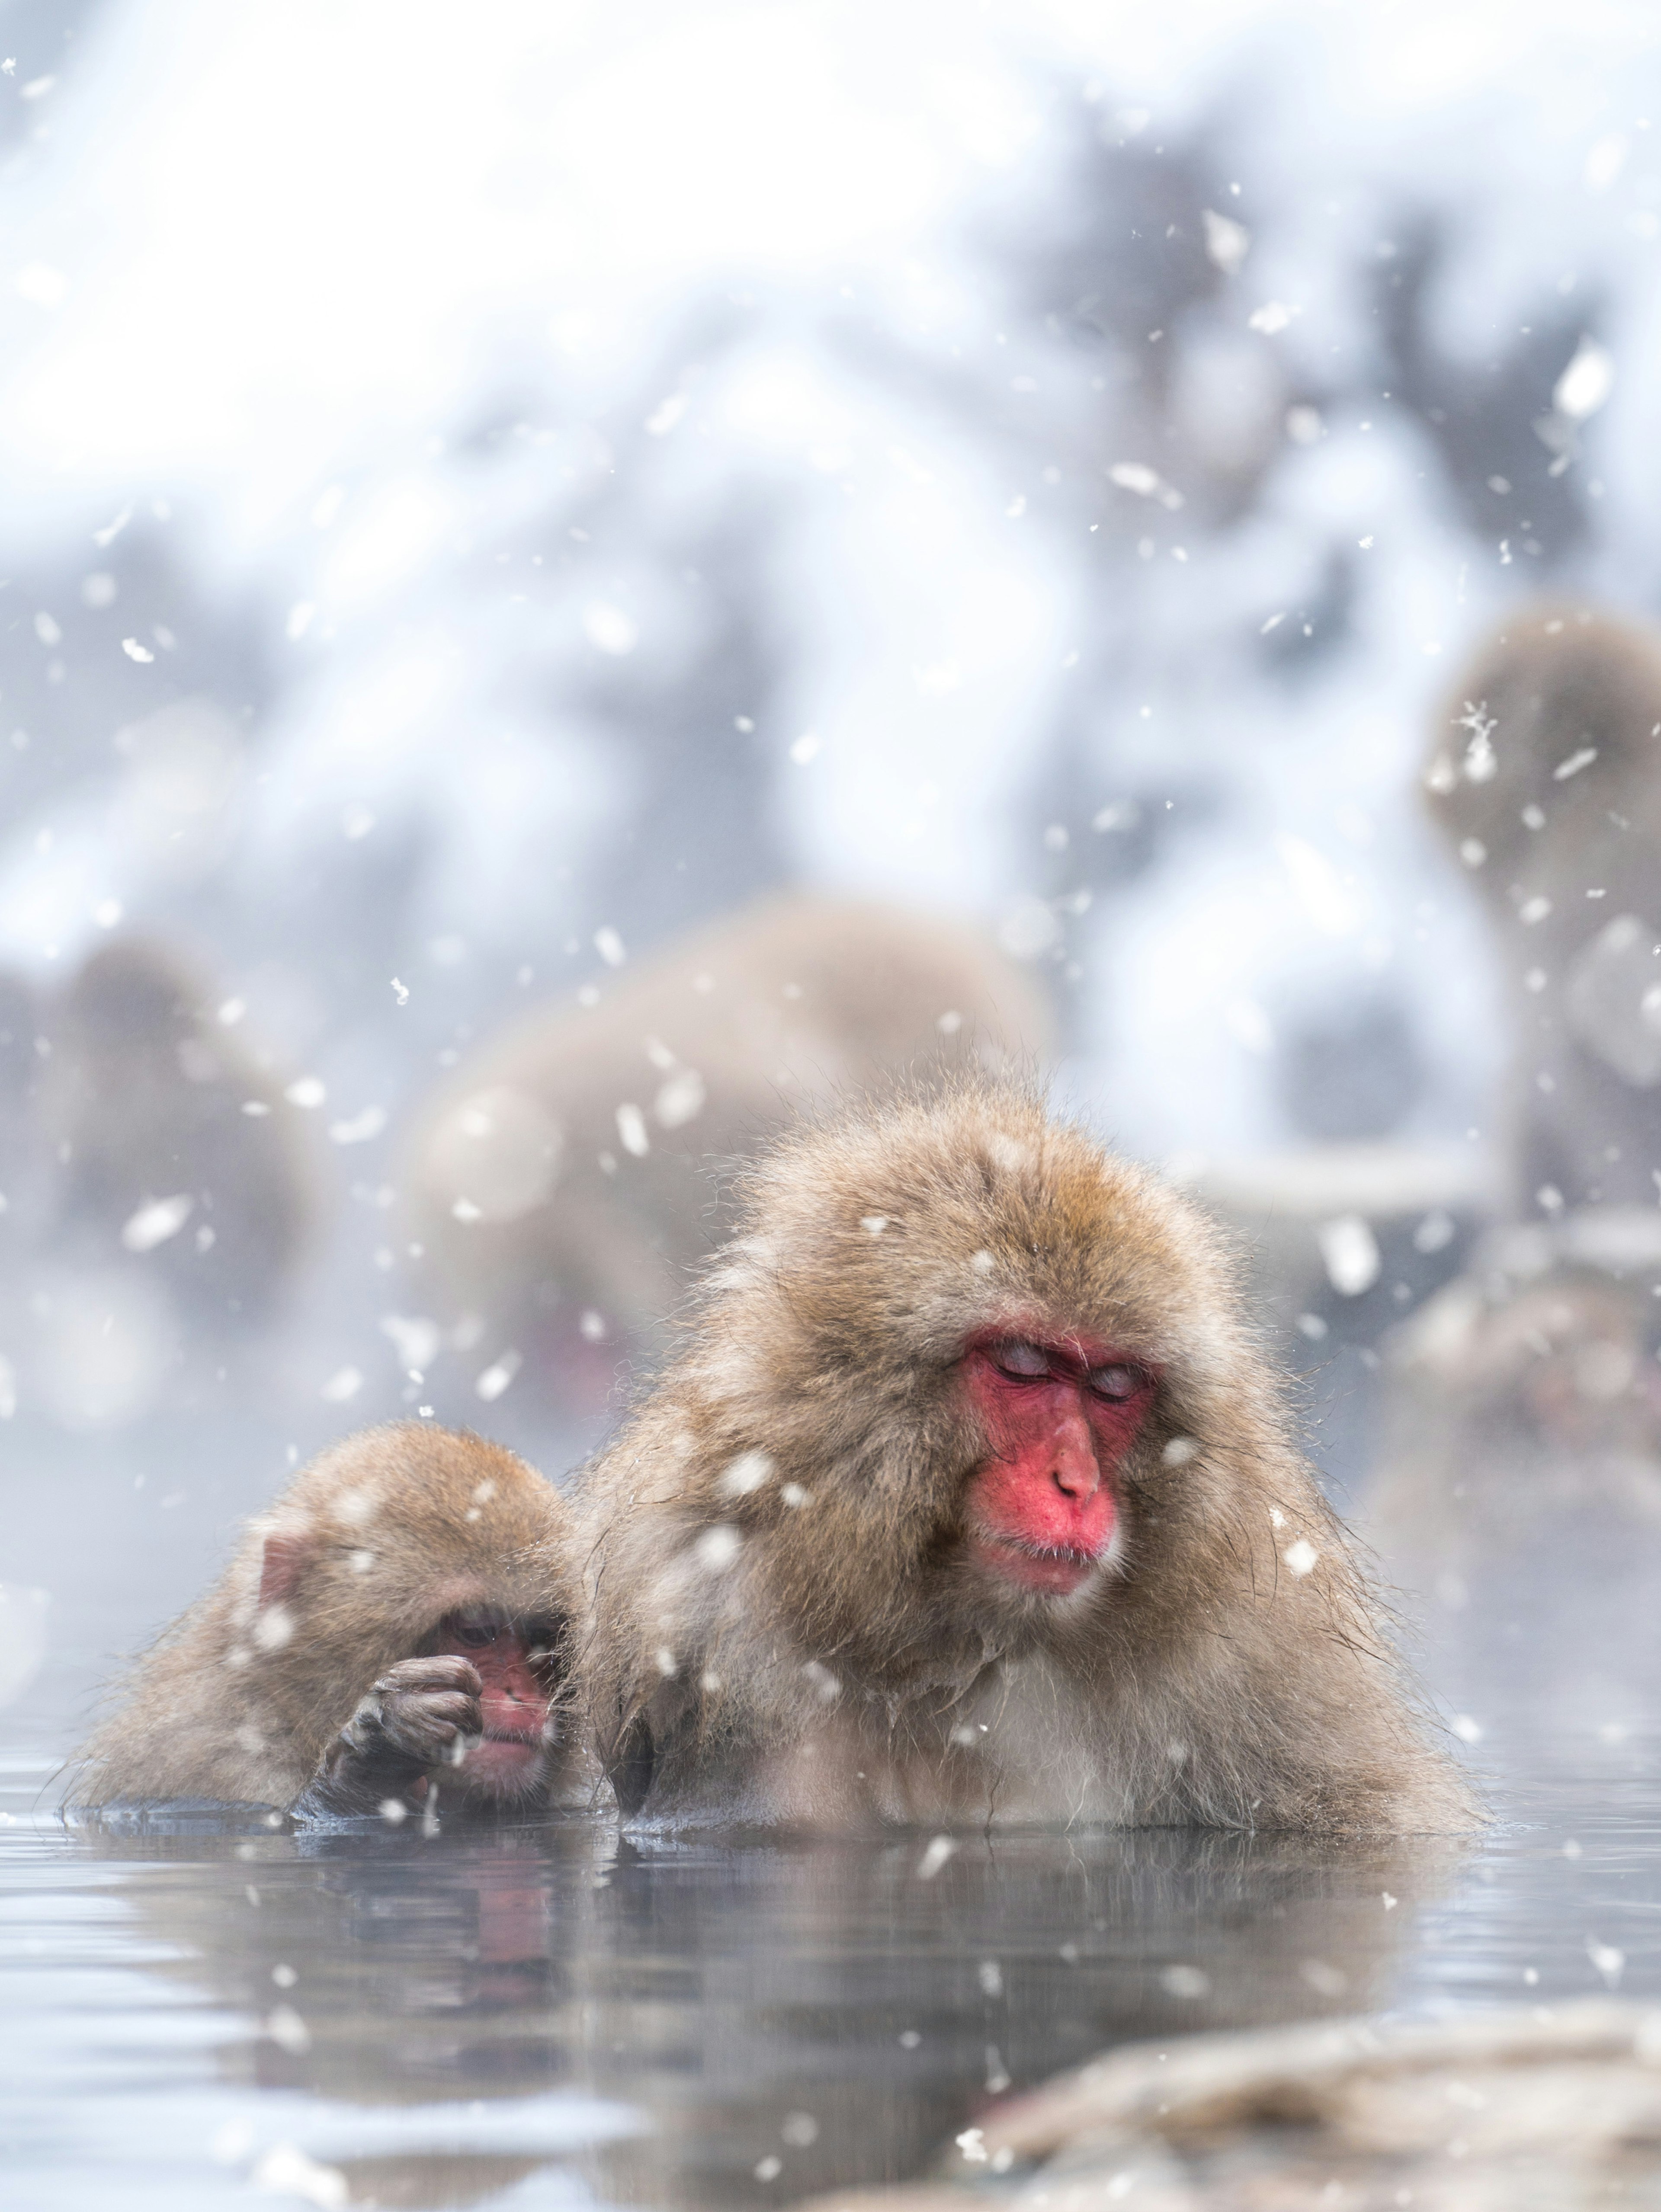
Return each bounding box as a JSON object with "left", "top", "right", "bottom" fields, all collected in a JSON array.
[
  {"left": 962, "top": 1333, "right": 1154, "bottom": 1597},
  {"left": 425, "top": 1612, "right": 561, "bottom": 1803}
]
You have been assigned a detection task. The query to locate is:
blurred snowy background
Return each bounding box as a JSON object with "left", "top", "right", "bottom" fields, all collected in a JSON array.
[{"left": 3, "top": 0, "right": 1660, "bottom": 1725}]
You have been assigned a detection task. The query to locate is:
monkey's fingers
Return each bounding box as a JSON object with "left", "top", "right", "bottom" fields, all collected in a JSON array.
[
  {"left": 380, "top": 1686, "right": 484, "bottom": 1763},
  {"left": 375, "top": 1655, "right": 484, "bottom": 1697}
]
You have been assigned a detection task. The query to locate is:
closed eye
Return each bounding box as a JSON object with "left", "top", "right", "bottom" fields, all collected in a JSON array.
[
  {"left": 1087, "top": 1363, "right": 1144, "bottom": 1401},
  {"left": 990, "top": 1340, "right": 1051, "bottom": 1380}
]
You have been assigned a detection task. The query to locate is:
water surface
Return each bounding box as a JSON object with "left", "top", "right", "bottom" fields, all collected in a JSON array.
[{"left": 3, "top": 1709, "right": 1657, "bottom": 2209}]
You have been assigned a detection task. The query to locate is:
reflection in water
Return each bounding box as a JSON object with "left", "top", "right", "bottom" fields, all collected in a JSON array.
[
  {"left": 16, "top": 1739, "right": 1660, "bottom": 2211},
  {"left": 0, "top": 1761, "right": 1530, "bottom": 2212}
]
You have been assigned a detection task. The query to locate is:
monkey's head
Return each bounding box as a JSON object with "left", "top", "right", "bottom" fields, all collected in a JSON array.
[
  {"left": 656, "top": 1081, "right": 1281, "bottom": 1669},
  {"left": 1424, "top": 606, "right": 1661, "bottom": 886},
  {"left": 240, "top": 1424, "right": 577, "bottom": 1806}
]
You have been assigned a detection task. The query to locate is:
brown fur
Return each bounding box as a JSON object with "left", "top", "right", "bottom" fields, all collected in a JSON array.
[
  {"left": 569, "top": 1082, "right": 1476, "bottom": 1834},
  {"left": 1424, "top": 605, "right": 1661, "bottom": 1210},
  {"left": 399, "top": 895, "right": 1054, "bottom": 1394},
  {"left": 69, "top": 1423, "right": 584, "bottom": 1812}
]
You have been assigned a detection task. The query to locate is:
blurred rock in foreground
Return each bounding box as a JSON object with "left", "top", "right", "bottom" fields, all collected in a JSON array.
[{"left": 802, "top": 2001, "right": 1661, "bottom": 2211}]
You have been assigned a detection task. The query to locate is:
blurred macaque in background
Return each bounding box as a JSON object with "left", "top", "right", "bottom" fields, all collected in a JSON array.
[
  {"left": 1369, "top": 1210, "right": 1661, "bottom": 1732},
  {"left": 43, "top": 939, "right": 311, "bottom": 1321},
  {"left": 1189, "top": 611, "right": 1661, "bottom": 1544},
  {"left": 1363, "top": 608, "right": 1661, "bottom": 1723},
  {"left": 399, "top": 896, "right": 1054, "bottom": 1412},
  {"left": 1424, "top": 606, "right": 1661, "bottom": 1216},
  {"left": 0, "top": 935, "right": 314, "bottom": 1431}
]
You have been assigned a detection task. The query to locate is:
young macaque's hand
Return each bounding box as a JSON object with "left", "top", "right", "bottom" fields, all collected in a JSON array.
[
  {"left": 296, "top": 1656, "right": 483, "bottom": 1818},
  {"left": 358, "top": 1656, "right": 484, "bottom": 1768}
]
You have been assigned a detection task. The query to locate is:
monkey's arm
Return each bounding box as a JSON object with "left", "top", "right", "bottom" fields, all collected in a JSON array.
[
  {"left": 292, "top": 1656, "right": 483, "bottom": 1819},
  {"left": 605, "top": 1710, "right": 658, "bottom": 1819}
]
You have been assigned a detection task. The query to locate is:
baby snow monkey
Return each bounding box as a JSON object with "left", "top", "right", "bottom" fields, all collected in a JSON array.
[{"left": 71, "top": 1423, "right": 587, "bottom": 1821}]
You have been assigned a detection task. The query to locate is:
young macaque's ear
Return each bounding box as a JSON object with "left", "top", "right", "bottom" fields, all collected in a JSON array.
[{"left": 258, "top": 1530, "right": 317, "bottom": 1610}]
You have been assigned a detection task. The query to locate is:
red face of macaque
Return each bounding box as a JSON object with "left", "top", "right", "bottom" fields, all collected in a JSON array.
[
  {"left": 417, "top": 1609, "right": 561, "bottom": 1802},
  {"left": 962, "top": 1333, "right": 1155, "bottom": 1597}
]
